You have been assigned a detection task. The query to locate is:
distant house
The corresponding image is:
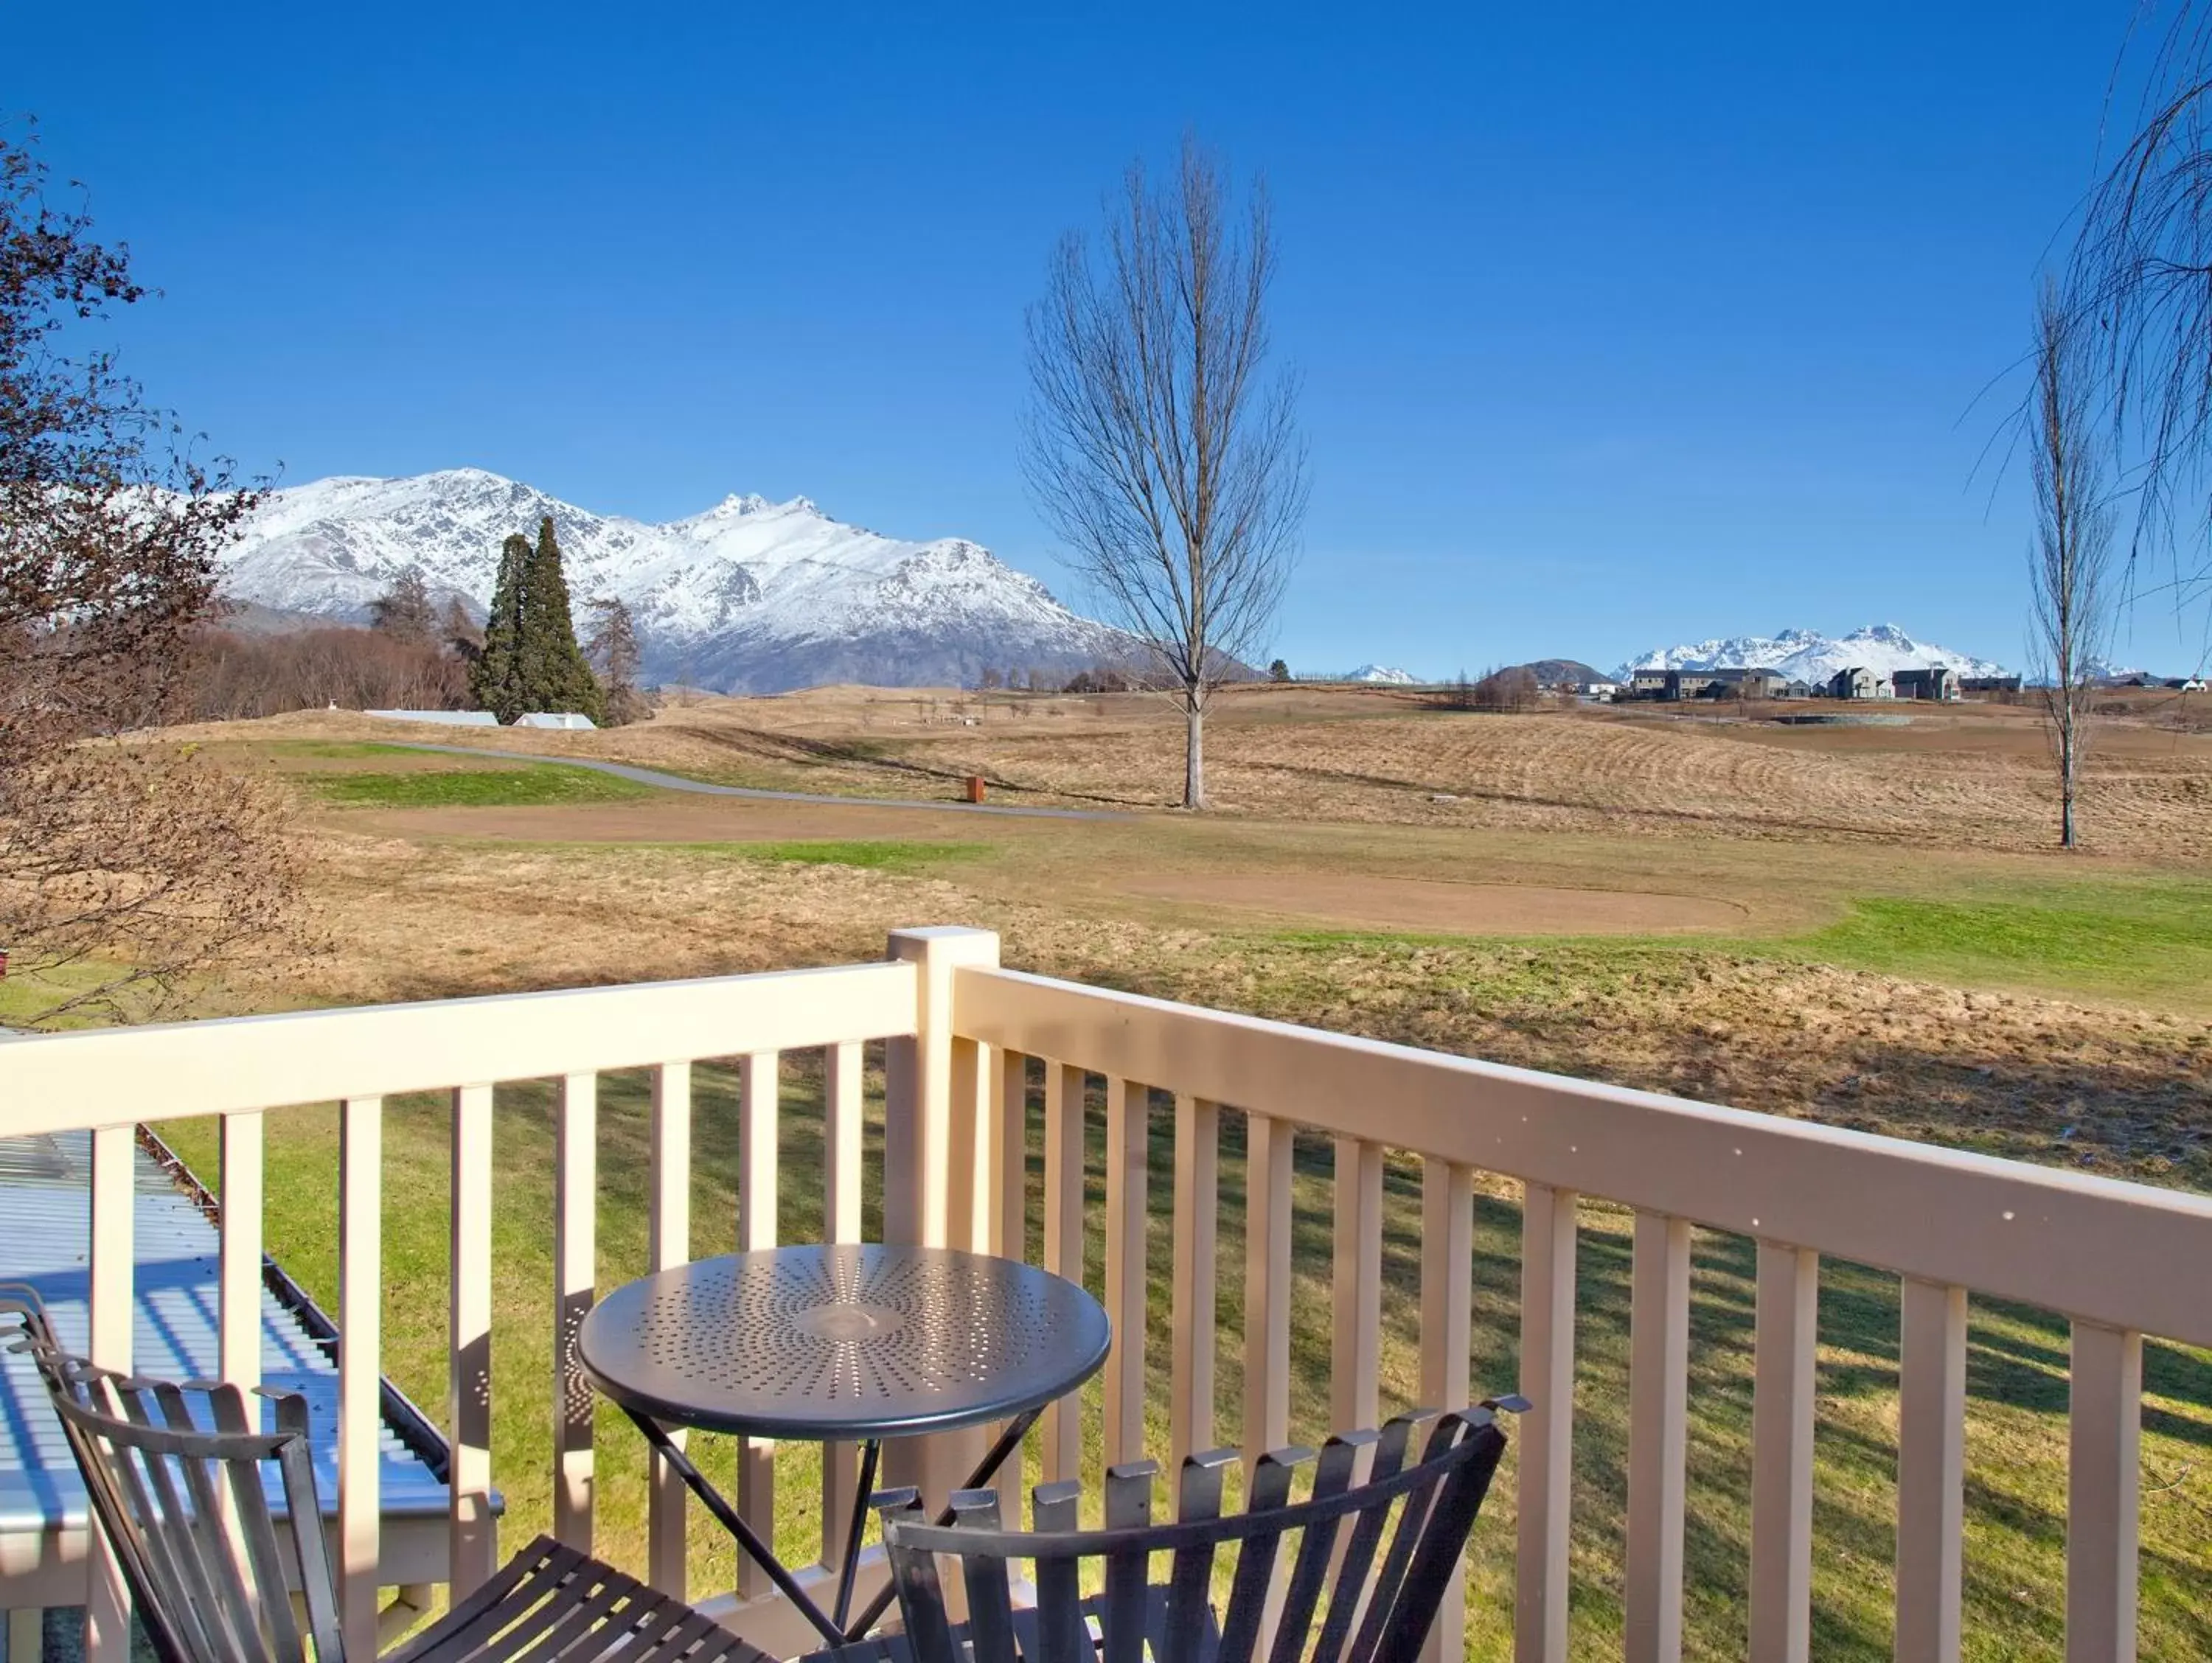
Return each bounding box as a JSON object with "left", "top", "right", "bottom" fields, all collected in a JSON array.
[
  {"left": 1579, "top": 680, "right": 1621, "bottom": 700},
  {"left": 1959, "top": 675, "right": 2022, "bottom": 696},
  {"left": 1826, "top": 666, "right": 1892, "bottom": 700},
  {"left": 1702, "top": 667, "right": 1792, "bottom": 700},
  {"left": 1627, "top": 669, "right": 1673, "bottom": 699},
  {"left": 1891, "top": 666, "right": 1959, "bottom": 702},
  {"left": 2171, "top": 676, "right": 2208, "bottom": 692}
]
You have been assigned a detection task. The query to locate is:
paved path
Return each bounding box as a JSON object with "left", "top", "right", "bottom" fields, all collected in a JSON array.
[{"left": 386, "top": 743, "right": 1135, "bottom": 823}]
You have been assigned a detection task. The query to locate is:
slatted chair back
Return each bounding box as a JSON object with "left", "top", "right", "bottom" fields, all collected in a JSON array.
[
  {"left": 2, "top": 1292, "right": 347, "bottom": 1663},
  {"left": 874, "top": 1406, "right": 1512, "bottom": 1663}
]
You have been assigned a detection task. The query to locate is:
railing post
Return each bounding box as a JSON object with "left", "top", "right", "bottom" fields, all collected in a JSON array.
[{"left": 883, "top": 927, "right": 1001, "bottom": 1510}]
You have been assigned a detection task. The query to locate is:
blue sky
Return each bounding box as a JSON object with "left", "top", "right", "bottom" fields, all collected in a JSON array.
[{"left": 18, "top": 0, "right": 2212, "bottom": 677}]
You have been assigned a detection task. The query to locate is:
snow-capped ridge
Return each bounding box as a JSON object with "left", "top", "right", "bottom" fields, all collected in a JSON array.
[
  {"left": 216, "top": 468, "right": 1127, "bottom": 694},
  {"left": 1616, "top": 625, "right": 2011, "bottom": 686}
]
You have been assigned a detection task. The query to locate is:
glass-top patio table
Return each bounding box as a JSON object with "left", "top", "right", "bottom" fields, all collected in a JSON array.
[{"left": 577, "top": 1243, "right": 1112, "bottom": 1648}]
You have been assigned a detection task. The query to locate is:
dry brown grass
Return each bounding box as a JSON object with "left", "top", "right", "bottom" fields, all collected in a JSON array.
[
  {"left": 252, "top": 833, "right": 2212, "bottom": 1192},
  {"left": 170, "top": 685, "right": 2212, "bottom": 860}
]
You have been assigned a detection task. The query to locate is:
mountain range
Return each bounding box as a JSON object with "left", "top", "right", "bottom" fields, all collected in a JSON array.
[
  {"left": 1616, "top": 625, "right": 2013, "bottom": 686},
  {"left": 215, "top": 469, "right": 1129, "bottom": 693}
]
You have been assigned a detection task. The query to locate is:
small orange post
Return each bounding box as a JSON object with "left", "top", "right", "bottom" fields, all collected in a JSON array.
[{"left": 966, "top": 775, "right": 987, "bottom": 804}]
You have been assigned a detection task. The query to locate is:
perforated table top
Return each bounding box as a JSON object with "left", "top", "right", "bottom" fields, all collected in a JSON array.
[{"left": 576, "top": 1244, "right": 1111, "bottom": 1440}]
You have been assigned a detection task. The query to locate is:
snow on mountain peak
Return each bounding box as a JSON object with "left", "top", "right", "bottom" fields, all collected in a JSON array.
[
  {"left": 216, "top": 468, "right": 1126, "bottom": 694},
  {"left": 1615, "top": 626, "right": 2011, "bottom": 685}
]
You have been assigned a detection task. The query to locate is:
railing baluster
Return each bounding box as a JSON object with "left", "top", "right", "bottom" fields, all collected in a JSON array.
[
  {"left": 1418, "top": 1157, "right": 1475, "bottom": 1663},
  {"left": 1626, "top": 1211, "right": 1691, "bottom": 1663},
  {"left": 1331, "top": 1136, "right": 1385, "bottom": 1432},
  {"left": 993, "top": 1049, "right": 1029, "bottom": 1261},
  {"left": 1104, "top": 1075, "right": 1149, "bottom": 1467},
  {"left": 339, "top": 1097, "right": 384, "bottom": 1659},
  {"left": 1042, "top": 1061, "right": 1086, "bottom": 1483},
  {"left": 950, "top": 1035, "right": 988, "bottom": 1253},
  {"left": 648, "top": 1060, "right": 692, "bottom": 1596},
  {"left": 1896, "top": 1278, "right": 1967, "bottom": 1663},
  {"left": 991, "top": 1049, "right": 1032, "bottom": 1517},
  {"left": 553, "top": 1073, "right": 596, "bottom": 1550},
  {"left": 1169, "top": 1094, "right": 1220, "bottom": 1484},
  {"left": 2067, "top": 1321, "right": 2143, "bottom": 1663},
  {"left": 737, "top": 1051, "right": 779, "bottom": 1600},
  {"left": 448, "top": 1082, "right": 497, "bottom": 1597},
  {"left": 821, "top": 1041, "right": 865, "bottom": 1571},
  {"left": 84, "top": 1123, "right": 135, "bottom": 1663},
  {"left": 1517, "top": 1183, "right": 1577, "bottom": 1663},
  {"left": 1242, "top": 1112, "right": 1295, "bottom": 1468},
  {"left": 1750, "top": 1242, "right": 1818, "bottom": 1663},
  {"left": 218, "top": 1112, "right": 263, "bottom": 1390}
]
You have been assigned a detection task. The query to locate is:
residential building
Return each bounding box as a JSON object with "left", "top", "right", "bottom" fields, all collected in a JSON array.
[
  {"left": 1826, "top": 666, "right": 1893, "bottom": 700},
  {"left": 1891, "top": 667, "right": 1959, "bottom": 702}
]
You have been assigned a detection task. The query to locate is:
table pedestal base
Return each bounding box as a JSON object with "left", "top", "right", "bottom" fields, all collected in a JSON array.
[{"left": 621, "top": 1407, "right": 1043, "bottom": 1648}]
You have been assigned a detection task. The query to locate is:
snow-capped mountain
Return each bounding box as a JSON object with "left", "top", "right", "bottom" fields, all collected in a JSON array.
[
  {"left": 217, "top": 469, "right": 1130, "bottom": 693},
  {"left": 1615, "top": 625, "right": 2011, "bottom": 686},
  {"left": 1343, "top": 664, "right": 1419, "bottom": 684}
]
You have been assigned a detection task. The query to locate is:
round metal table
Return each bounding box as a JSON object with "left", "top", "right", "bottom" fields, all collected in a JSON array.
[{"left": 577, "top": 1244, "right": 1110, "bottom": 1644}]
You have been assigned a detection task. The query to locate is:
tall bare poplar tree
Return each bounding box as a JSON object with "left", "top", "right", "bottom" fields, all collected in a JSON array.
[
  {"left": 2028, "top": 283, "right": 2115, "bottom": 850},
  {"left": 1023, "top": 135, "right": 1307, "bottom": 809}
]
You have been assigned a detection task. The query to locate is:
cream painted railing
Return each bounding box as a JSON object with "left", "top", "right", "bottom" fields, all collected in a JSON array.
[
  {"left": 2, "top": 925, "right": 2208, "bottom": 1663},
  {"left": 950, "top": 954, "right": 2212, "bottom": 1663}
]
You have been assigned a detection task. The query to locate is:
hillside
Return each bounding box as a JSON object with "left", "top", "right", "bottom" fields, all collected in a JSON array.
[
  {"left": 1619, "top": 624, "right": 2010, "bottom": 683},
  {"left": 216, "top": 469, "right": 1128, "bottom": 693}
]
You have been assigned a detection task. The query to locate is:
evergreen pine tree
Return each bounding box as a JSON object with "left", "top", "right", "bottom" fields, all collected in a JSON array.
[
  {"left": 517, "top": 516, "right": 605, "bottom": 722},
  {"left": 469, "top": 534, "right": 531, "bottom": 722}
]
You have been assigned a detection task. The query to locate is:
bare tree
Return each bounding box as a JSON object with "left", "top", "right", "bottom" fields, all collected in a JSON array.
[
  {"left": 369, "top": 565, "right": 438, "bottom": 644},
  {"left": 2063, "top": 2, "right": 2212, "bottom": 613},
  {"left": 2028, "top": 283, "right": 2117, "bottom": 850},
  {"left": 1023, "top": 134, "right": 1307, "bottom": 809},
  {"left": 585, "top": 596, "right": 650, "bottom": 726},
  {"left": 0, "top": 118, "right": 299, "bottom": 1024}
]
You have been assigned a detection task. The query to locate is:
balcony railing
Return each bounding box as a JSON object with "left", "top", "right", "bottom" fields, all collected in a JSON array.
[{"left": 1, "top": 924, "right": 2207, "bottom": 1663}]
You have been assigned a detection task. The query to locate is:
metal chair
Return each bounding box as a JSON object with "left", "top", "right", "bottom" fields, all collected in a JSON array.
[
  {"left": 856, "top": 1405, "right": 1517, "bottom": 1663},
  {"left": 5, "top": 1292, "right": 776, "bottom": 1663}
]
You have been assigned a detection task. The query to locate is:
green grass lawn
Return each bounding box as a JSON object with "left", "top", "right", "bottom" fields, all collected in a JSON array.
[
  {"left": 158, "top": 1065, "right": 2212, "bottom": 1661},
  {"left": 308, "top": 763, "right": 657, "bottom": 809},
  {"left": 1801, "top": 885, "right": 2212, "bottom": 1012}
]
